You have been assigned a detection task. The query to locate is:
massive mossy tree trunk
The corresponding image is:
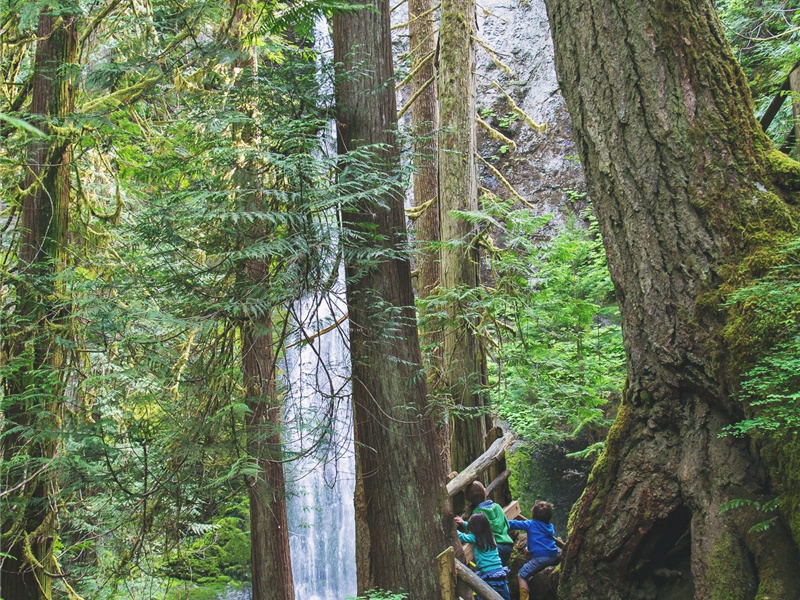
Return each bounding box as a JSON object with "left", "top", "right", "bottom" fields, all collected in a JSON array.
[
  {"left": 333, "top": 2, "right": 452, "bottom": 595},
  {"left": 241, "top": 318, "right": 294, "bottom": 600},
  {"left": 438, "top": 0, "right": 485, "bottom": 473},
  {"left": 1, "top": 7, "right": 78, "bottom": 599},
  {"left": 542, "top": 1, "right": 800, "bottom": 598}
]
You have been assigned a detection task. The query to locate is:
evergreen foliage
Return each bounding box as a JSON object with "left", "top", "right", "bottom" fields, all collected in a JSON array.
[
  {"left": 419, "top": 197, "right": 625, "bottom": 450},
  {"left": 1, "top": 0, "right": 399, "bottom": 596},
  {"left": 717, "top": 1, "right": 800, "bottom": 144}
]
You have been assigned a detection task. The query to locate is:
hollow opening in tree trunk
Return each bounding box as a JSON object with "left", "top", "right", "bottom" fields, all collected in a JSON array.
[{"left": 631, "top": 505, "right": 694, "bottom": 599}]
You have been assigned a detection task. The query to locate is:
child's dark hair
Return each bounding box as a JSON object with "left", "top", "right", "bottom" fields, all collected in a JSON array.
[
  {"left": 468, "top": 513, "right": 496, "bottom": 551},
  {"left": 466, "top": 481, "right": 487, "bottom": 506},
  {"left": 531, "top": 500, "right": 554, "bottom": 523}
]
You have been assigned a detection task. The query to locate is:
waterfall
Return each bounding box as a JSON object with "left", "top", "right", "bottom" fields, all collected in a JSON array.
[{"left": 284, "top": 280, "right": 357, "bottom": 600}]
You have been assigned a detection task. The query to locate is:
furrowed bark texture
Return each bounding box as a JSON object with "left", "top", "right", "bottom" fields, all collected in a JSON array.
[
  {"left": 242, "top": 321, "right": 294, "bottom": 600},
  {"left": 409, "top": 0, "right": 444, "bottom": 423},
  {"left": 409, "top": 0, "right": 440, "bottom": 303},
  {"left": 438, "top": 0, "right": 485, "bottom": 473},
  {"left": 542, "top": 1, "right": 800, "bottom": 598},
  {"left": 333, "top": 0, "right": 453, "bottom": 599},
  {"left": 1, "top": 8, "right": 77, "bottom": 599},
  {"left": 333, "top": 2, "right": 453, "bottom": 597}
]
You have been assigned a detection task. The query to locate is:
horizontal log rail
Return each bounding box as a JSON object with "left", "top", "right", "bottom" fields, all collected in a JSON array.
[
  {"left": 447, "top": 432, "right": 515, "bottom": 496},
  {"left": 455, "top": 558, "right": 505, "bottom": 600},
  {"left": 760, "top": 60, "right": 800, "bottom": 132}
]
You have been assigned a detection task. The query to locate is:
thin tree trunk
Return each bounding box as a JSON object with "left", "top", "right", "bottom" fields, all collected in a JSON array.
[
  {"left": 333, "top": 2, "right": 453, "bottom": 595},
  {"left": 438, "top": 0, "right": 485, "bottom": 473},
  {"left": 241, "top": 319, "right": 294, "bottom": 600},
  {"left": 226, "top": 4, "right": 296, "bottom": 594},
  {"left": 543, "top": 1, "right": 800, "bottom": 597},
  {"left": 409, "top": 0, "right": 440, "bottom": 313},
  {"left": 1, "top": 7, "right": 78, "bottom": 599}
]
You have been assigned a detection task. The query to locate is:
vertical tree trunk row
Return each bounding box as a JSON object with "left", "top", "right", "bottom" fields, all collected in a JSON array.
[
  {"left": 409, "top": 0, "right": 444, "bottom": 425},
  {"left": 241, "top": 320, "right": 295, "bottom": 600},
  {"left": 542, "top": 1, "right": 800, "bottom": 597},
  {"left": 438, "top": 0, "right": 485, "bottom": 473},
  {"left": 333, "top": 0, "right": 453, "bottom": 595}
]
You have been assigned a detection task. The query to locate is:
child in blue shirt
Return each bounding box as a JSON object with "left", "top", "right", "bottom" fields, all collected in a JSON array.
[
  {"left": 508, "top": 500, "right": 563, "bottom": 598},
  {"left": 456, "top": 512, "right": 511, "bottom": 600}
]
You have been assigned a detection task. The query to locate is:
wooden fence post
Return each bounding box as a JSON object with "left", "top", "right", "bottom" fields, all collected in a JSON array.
[{"left": 437, "top": 546, "right": 456, "bottom": 600}]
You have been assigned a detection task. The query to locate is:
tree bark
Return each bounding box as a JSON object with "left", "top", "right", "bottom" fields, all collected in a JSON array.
[
  {"left": 333, "top": 2, "right": 453, "bottom": 595},
  {"left": 226, "top": 5, "right": 296, "bottom": 595},
  {"left": 542, "top": 1, "right": 800, "bottom": 598},
  {"left": 241, "top": 320, "right": 294, "bottom": 600},
  {"left": 438, "top": 0, "right": 485, "bottom": 473},
  {"left": 1, "top": 7, "right": 78, "bottom": 599},
  {"left": 409, "top": 0, "right": 440, "bottom": 303},
  {"left": 408, "top": 0, "right": 445, "bottom": 457}
]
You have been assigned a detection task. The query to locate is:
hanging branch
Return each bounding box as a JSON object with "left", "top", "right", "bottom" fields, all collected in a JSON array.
[
  {"left": 474, "top": 36, "right": 513, "bottom": 76},
  {"left": 492, "top": 80, "right": 546, "bottom": 133},
  {"left": 392, "top": 3, "right": 441, "bottom": 30},
  {"left": 477, "top": 116, "right": 516, "bottom": 151},
  {"left": 396, "top": 50, "right": 435, "bottom": 89},
  {"left": 476, "top": 153, "right": 537, "bottom": 210},
  {"left": 397, "top": 76, "right": 434, "bottom": 119}
]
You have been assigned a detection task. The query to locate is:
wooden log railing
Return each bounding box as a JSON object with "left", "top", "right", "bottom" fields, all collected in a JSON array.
[
  {"left": 759, "top": 59, "right": 800, "bottom": 133},
  {"left": 447, "top": 432, "right": 515, "bottom": 497},
  {"left": 438, "top": 546, "right": 505, "bottom": 600}
]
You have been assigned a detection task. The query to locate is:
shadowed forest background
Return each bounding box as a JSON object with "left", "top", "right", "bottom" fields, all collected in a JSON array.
[{"left": 2, "top": 0, "right": 800, "bottom": 599}]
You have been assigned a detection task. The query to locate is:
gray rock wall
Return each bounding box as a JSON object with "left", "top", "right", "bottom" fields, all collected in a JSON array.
[{"left": 475, "top": 0, "right": 586, "bottom": 227}]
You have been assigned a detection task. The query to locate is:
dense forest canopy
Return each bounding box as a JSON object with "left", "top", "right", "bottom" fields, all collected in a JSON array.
[{"left": 1, "top": 0, "right": 800, "bottom": 599}]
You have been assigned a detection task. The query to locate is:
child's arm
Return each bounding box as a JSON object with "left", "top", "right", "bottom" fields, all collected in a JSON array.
[
  {"left": 507, "top": 519, "right": 528, "bottom": 531},
  {"left": 457, "top": 530, "right": 476, "bottom": 544},
  {"left": 555, "top": 536, "right": 565, "bottom": 549},
  {"left": 454, "top": 515, "right": 468, "bottom": 531}
]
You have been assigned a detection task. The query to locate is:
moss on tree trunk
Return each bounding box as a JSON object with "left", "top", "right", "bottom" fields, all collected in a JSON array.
[{"left": 542, "top": 0, "right": 800, "bottom": 597}]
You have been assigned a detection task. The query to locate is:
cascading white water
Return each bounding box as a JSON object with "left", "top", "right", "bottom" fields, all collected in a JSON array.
[
  {"left": 218, "top": 280, "right": 357, "bottom": 600},
  {"left": 283, "top": 279, "right": 357, "bottom": 600}
]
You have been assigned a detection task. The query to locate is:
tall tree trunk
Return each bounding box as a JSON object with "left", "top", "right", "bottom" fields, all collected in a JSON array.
[
  {"left": 438, "top": 0, "right": 485, "bottom": 473},
  {"left": 226, "top": 5, "right": 296, "bottom": 595},
  {"left": 1, "top": 7, "right": 78, "bottom": 599},
  {"left": 333, "top": 2, "right": 453, "bottom": 596},
  {"left": 241, "top": 319, "right": 294, "bottom": 600},
  {"left": 409, "top": 0, "right": 452, "bottom": 479},
  {"left": 543, "top": 1, "right": 800, "bottom": 597},
  {"left": 409, "top": 0, "right": 440, "bottom": 320}
]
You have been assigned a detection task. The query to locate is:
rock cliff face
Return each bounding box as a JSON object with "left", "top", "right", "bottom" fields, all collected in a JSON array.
[{"left": 475, "top": 0, "right": 585, "bottom": 226}]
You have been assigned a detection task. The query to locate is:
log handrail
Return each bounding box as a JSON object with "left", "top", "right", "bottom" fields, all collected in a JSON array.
[
  {"left": 455, "top": 558, "right": 506, "bottom": 600},
  {"left": 446, "top": 432, "right": 515, "bottom": 496}
]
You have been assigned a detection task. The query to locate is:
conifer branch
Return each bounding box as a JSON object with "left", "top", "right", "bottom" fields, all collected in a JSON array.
[
  {"left": 473, "top": 37, "right": 513, "bottom": 76},
  {"left": 398, "top": 76, "right": 434, "bottom": 119},
  {"left": 491, "top": 80, "right": 546, "bottom": 133},
  {"left": 396, "top": 51, "right": 435, "bottom": 89},
  {"left": 477, "top": 116, "right": 516, "bottom": 151},
  {"left": 476, "top": 155, "right": 536, "bottom": 210}
]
